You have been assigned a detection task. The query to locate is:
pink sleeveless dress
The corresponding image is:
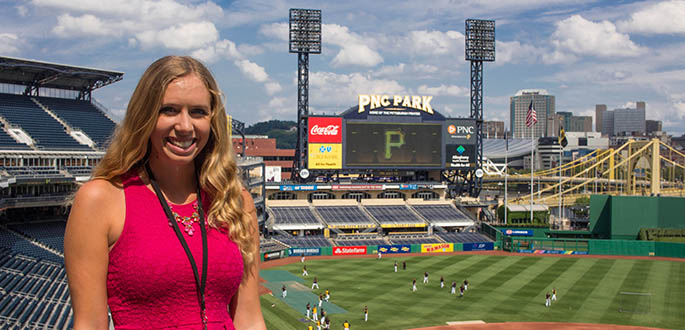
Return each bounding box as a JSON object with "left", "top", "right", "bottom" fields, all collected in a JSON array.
[{"left": 107, "top": 172, "right": 244, "bottom": 329}]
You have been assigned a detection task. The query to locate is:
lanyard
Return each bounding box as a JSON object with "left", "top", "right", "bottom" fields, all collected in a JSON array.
[{"left": 145, "top": 163, "right": 208, "bottom": 329}]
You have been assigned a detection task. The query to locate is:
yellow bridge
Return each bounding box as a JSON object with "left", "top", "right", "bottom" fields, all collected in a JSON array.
[{"left": 484, "top": 138, "right": 685, "bottom": 206}]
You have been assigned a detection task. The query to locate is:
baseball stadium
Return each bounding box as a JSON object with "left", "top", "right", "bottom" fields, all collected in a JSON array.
[{"left": 0, "top": 53, "right": 683, "bottom": 330}]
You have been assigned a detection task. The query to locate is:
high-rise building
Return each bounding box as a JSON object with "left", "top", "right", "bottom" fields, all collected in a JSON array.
[
  {"left": 557, "top": 111, "right": 572, "bottom": 131},
  {"left": 483, "top": 120, "right": 505, "bottom": 138},
  {"left": 570, "top": 116, "right": 592, "bottom": 132},
  {"left": 600, "top": 102, "right": 646, "bottom": 136},
  {"left": 595, "top": 104, "right": 606, "bottom": 133},
  {"left": 646, "top": 120, "right": 662, "bottom": 135},
  {"left": 510, "top": 89, "right": 555, "bottom": 139}
]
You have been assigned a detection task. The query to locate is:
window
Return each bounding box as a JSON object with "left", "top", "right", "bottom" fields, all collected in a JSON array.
[
  {"left": 377, "top": 191, "right": 405, "bottom": 199},
  {"left": 341, "top": 191, "right": 370, "bottom": 202},
  {"left": 268, "top": 191, "right": 297, "bottom": 200},
  {"left": 412, "top": 190, "right": 439, "bottom": 200},
  {"left": 310, "top": 192, "right": 335, "bottom": 200}
]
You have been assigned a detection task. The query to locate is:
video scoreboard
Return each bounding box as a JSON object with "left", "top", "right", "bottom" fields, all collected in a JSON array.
[{"left": 307, "top": 94, "right": 477, "bottom": 171}]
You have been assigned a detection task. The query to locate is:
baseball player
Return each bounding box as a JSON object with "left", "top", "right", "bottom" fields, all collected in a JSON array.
[
  {"left": 306, "top": 302, "right": 311, "bottom": 319},
  {"left": 423, "top": 271, "right": 429, "bottom": 284},
  {"left": 440, "top": 276, "right": 444, "bottom": 288},
  {"left": 301, "top": 253, "right": 305, "bottom": 263},
  {"left": 303, "top": 265, "right": 309, "bottom": 276},
  {"left": 308, "top": 325, "right": 313, "bottom": 330},
  {"left": 364, "top": 305, "right": 368, "bottom": 322},
  {"left": 320, "top": 309, "right": 326, "bottom": 325},
  {"left": 312, "top": 306, "right": 318, "bottom": 321},
  {"left": 459, "top": 284, "right": 464, "bottom": 298},
  {"left": 282, "top": 284, "right": 287, "bottom": 298},
  {"left": 451, "top": 281, "right": 457, "bottom": 294},
  {"left": 552, "top": 288, "right": 557, "bottom": 301},
  {"left": 402, "top": 261, "right": 406, "bottom": 270},
  {"left": 312, "top": 276, "right": 319, "bottom": 289},
  {"left": 343, "top": 320, "right": 350, "bottom": 330},
  {"left": 325, "top": 318, "right": 330, "bottom": 330},
  {"left": 464, "top": 279, "right": 468, "bottom": 291},
  {"left": 316, "top": 319, "right": 321, "bottom": 330},
  {"left": 394, "top": 261, "right": 398, "bottom": 273},
  {"left": 412, "top": 279, "right": 417, "bottom": 292},
  {"left": 378, "top": 250, "right": 382, "bottom": 259},
  {"left": 545, "top": 292, "right": 551, "bottom": 307},
  {"left": 325, "top": 289, "right": 330, "bottom": 302},
  {"left": 318, "top": 294, "right": 323, "bottom": 308}
]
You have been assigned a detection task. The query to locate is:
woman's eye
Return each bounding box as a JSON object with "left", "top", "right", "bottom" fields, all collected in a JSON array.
[
  {"left": 191, "top": 108, "right": 209, "bottom": 116},
  {"left": 160, "top": 107, "right": 176, "bottom": 114}
]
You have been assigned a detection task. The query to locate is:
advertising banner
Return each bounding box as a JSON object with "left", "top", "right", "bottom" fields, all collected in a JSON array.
[
  {"left": 518, "top": 249, "right": 588, "bottom": 255},
  {"left": 444, "top": 119, "right": 477, "bottom": 145},
  {"left": 421, "top": 243, "right": 454, "bottom": 253},
  {"left": 308, "top": 117, "right": 342, "bottom": 143},
  {"left": 308, "top": 143, "right": 342, "bottom": 169},
  {"left": 331, "top": 184, "right": 384, "bottom": 190},
  {"left": 445, "top": 144, "right": 476, "bottom": 169},
  {"left": 332, "top": 246, "right": 367, "bottom": 255},
  {"left": 265, "top": 166, "right": 281, "bottom": 182},
  {"left": 463, "top": 242, "right": 494, "bottom": 251},
  {"left": 378, "top": 244, "right": 411, "bottom": 254},
  {"left": 280, "top": 185, "right": 318, "bottom": 191},
  {"left": 503, "top": 229, "right": 534, "bottom": 236},
  {"left": 399, "top": 184, "right": 418, "bottom": 190},
  {"left": 289, "top": 247, "right": 321, "bottom": 256},
  {"left": 263, "top": 250, "right": 286, "bottom": 261}
]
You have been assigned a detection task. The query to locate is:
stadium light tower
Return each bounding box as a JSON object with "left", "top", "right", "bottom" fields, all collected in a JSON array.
[
  {"left": 465, "top": 19, "right": 495, "bottom": 197},
  {"left": 289, "top": 8, "right": 321, "bottom": 181}
]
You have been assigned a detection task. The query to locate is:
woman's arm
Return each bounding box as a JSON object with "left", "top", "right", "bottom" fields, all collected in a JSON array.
[
  {"left": 64, "top": 179, "right": 122, "bottom": 330},
  {"left": 230, "top": 189, "right": 267, "bottom": 330}
]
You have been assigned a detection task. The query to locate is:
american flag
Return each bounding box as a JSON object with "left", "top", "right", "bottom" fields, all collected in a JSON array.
[{"left": 526, "top": 100, "right": 538, "bottom": 127}]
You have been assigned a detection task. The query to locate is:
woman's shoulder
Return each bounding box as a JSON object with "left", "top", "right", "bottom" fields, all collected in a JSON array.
[
  {"left": 74, "top": 177, "right": 124, "bottom": 209},
  {"left": 240, "top": 187, "right": 256, "bottom": 214}
]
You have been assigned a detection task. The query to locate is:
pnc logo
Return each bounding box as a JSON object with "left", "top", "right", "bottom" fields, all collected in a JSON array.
[{"left": 448, "top": 125, "right": 457, "bottom": 134}]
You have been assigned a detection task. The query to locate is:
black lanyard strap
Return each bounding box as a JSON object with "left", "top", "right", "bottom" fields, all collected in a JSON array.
[{"left": 145, "top": 163, "right": 208, "bottom": 329}]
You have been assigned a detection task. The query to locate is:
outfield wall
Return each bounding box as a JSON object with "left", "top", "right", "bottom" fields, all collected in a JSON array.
[{"left": 589, "top": 195, "right": 685, "bottom": 240}]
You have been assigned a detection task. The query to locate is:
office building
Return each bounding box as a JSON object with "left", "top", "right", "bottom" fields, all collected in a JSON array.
[
  {"left": 510, "top": 89, "right": 555, "bottom": 139},
  {"left": 646, "top": 120, "right": 662, "bottom": 135},
  {"left": 599, "top": 102, "right": 646, "bottom": 136},
  {"left": 484, "top": 120, "right": 505, "bottom": 138},
  {"left": 570, "top": 116, "right": 592, "bottom": 132},
  {"left": 232, "top": 135, "right": 294, "bottom": 180},
  {"left": 595, "top": 104, "right": 606, "bottom": 133}
]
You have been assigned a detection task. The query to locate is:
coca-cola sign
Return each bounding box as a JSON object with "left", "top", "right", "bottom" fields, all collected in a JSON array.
[{"left": 308, "top": 117, "right": 342, "bottom": 143}]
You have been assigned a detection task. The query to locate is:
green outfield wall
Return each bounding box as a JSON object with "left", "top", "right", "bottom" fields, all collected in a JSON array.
[{"left": 590, "top": 195, "right": 685, "bottom": 240}]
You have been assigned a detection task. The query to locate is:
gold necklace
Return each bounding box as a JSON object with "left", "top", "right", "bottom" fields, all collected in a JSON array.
[{"left": 170, "top": 203, "right": 202, "bottom": 236}]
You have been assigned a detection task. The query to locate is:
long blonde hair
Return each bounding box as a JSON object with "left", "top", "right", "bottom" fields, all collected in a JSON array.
[{"left": 93, "top": 55, "right": 256, "bottom": 275}]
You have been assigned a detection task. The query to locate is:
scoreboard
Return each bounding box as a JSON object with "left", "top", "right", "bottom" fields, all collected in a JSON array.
[{"left": 307, "top": 94, "right": 478, "bottom": 171}]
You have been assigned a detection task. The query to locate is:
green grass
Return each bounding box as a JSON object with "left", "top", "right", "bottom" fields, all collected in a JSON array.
[{"left": 260, "top": 255, "right": 685, "bottom": 330}]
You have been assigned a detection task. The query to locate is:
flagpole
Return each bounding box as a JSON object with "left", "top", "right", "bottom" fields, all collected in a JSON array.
[
  {"left": 558, "top": 141, "right": 562, "bottom": 229},
  {"left": 530, "top": 100, "right": 534, "bottom": 223},
  {"left": 504, "top": 129, "right": 508, "bottom": 225}
]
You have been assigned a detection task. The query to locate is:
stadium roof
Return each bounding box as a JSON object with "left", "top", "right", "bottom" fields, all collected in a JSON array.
[
  {"left": 0, "top": 56, "right": 123, "bottom": 92},
  {"left": 483, "top": 138, "right": 536, "bottom": 160}
]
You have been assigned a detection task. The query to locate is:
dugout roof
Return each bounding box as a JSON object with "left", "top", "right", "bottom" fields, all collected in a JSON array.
[{"left": 0, "top": 56, "right": 123, "bottom": 92}]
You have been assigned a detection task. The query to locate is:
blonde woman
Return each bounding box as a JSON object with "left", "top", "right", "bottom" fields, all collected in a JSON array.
[{"left": 65, "top": 56, "right": 266, "bottom": 330}]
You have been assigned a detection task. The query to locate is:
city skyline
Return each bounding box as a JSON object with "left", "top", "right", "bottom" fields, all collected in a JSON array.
[{"left": 1, "top": 0, "right": 684, "bottom": 135}]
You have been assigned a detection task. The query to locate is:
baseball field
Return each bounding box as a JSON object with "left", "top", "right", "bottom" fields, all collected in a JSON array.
[{"left": 259, "top": 253, "right": 684, "bottom": 330}]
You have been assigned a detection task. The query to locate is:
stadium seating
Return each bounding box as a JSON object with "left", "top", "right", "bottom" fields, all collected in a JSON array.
[
  {"left": 315, "top": 206, "right": 376, "bottom": 227},
  {"left": 436, "top": 232, "right": 493, "bottom": 243},
  {"left": 0, "top": 129, "right": 31, "bottom": 150},
  {"left": 259, "top": 237, "right": 289, "bottom": 252},
  {"left": 334, "top": 236, "right": 388, "bottom": 246},
  {"left": 0, "top": 226, "right": 62, "bottom": 263},
  {"left": 411, "top": 204, "right": 474, "bottom": 226},
  {"left": 0, "top": 93, "right": 92, "bottom": 151},
  {"left": 36, "top": 96, "right": 116, "bottom": 149},
  {"left": 270, "top": 206, "right": 324, "bottom": 228},
  {"left": 8, "top": 221, "right": 66, "bottom": 253},
  {"left": 364, "top": 205, "right": 426, "bottom": 227},
  {"left": 272, "top": 235, "right": 332, "bottom": 247}
]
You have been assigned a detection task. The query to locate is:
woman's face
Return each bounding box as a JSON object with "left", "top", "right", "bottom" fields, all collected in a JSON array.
[{"left": 149, "top": 73, "right": 212, "bottom": 168}]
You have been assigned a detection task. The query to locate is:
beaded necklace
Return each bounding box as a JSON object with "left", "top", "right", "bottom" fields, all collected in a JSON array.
[{"left": 170, "top": 203, "right": 206, "bottom": 236}]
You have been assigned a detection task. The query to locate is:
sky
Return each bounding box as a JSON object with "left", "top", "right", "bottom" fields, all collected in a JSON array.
[{"left": 1, "top": 0, "right": 684, "bottom": 136}]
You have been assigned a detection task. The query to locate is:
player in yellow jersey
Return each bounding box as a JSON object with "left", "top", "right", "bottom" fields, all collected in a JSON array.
[
  {"left": 312, "top": 306, "right": 318, "bottom": 321},
  {"left": 343, "top": 320, "right": 350, "bottom": 330}
]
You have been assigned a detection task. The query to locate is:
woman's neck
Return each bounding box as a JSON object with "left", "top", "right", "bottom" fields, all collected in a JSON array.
[{"left": 146, "top": 157, "right": 198, "bottom": 205}]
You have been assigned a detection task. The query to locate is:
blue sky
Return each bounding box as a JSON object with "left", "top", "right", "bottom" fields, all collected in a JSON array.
[{"left": 1, "top": 0, "right": 684, "bottom": 135}]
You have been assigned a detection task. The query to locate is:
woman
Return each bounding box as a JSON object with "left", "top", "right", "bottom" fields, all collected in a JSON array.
[{"left": 64, "top": 56, "right": 266, "bottom": 330}]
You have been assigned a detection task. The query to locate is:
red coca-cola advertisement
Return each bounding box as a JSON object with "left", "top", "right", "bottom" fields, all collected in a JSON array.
[
  {"left": 308, "top": 117, "right": 342, "bottom": 143},
  {"left": 332, "top": 246, "right": 367, "bottom": 255}
]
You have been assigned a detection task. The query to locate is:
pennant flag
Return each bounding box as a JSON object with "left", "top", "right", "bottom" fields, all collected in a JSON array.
[
  {"left": 558, "top": 125, "right": 568, "bottom": 147},
  {"left": 526, "top": 100, "right": 538, "bottom": 127}
]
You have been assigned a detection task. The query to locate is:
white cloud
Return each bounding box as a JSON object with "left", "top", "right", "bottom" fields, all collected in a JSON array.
[
  {"left": 191, "top": 39, "right": 242, "bottom": 63},
  {"left": 417, "top": 84, "right": 469, "bottom": 97},
  {"left": 32, "top": 0, "right": 223, "bottom": 22},
  {"left": 234, "top": 59, "right": 268, "bottom": 83},
  {"left": 309, "top": 71, "right": 406, "bottom": 107},
  {"left": 265, "top": 82, "right": 282, "bottom": 95},
  {"left": 496, "top": 40, "right": 541, "bottom": 64},
  {"left": 404, "top": 30, "right": 463, "bottom": 56},
  {"left": 53, "top": 14, "right": 114, "bottom": 37},
  {"left": 550, "top": 15, "right": 645, "bottom": 59},
  {"left": 324, "top": 24, "right": 383, "bottom": 68},
  {"left": 258, "top": 22, "right": 288, "bottom": 41},
  {"left": 16, "top": 5, "right": 28, "bottom": 17},
  {"left": 618, "top": 0, "right": 685, "bottom": 35},
  {"left": 0, "top": 33, "right": 23, "bottom": 55},
  {"left": 135, "top": 21, "right": 218, "bottom": 50}
]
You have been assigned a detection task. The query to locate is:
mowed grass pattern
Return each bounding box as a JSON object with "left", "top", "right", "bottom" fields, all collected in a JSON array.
[{"left": 260, "top": 255, "right": 685, "bottom": 330}]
